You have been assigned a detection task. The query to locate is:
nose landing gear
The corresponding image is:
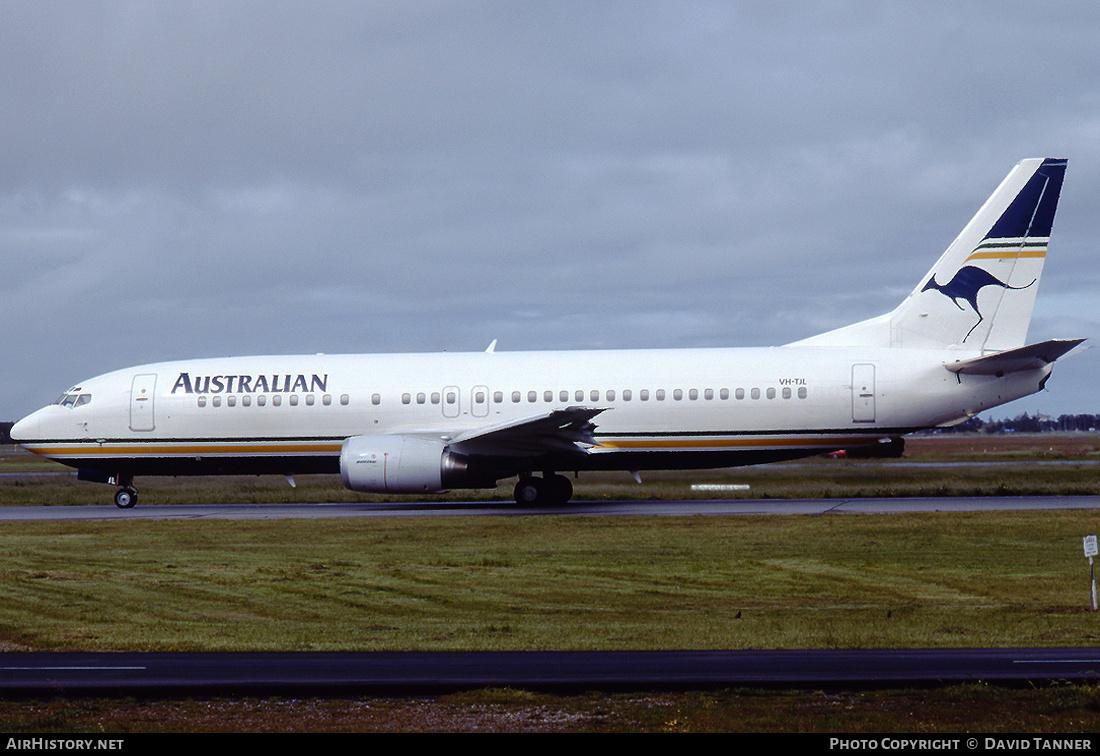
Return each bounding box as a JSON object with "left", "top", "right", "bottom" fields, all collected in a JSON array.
[
  {"left": 77, "top": 469, "right": 139, "bottom": 509},
  {"left": 114, "top": 486, "right": 138, "bottom": 509}
]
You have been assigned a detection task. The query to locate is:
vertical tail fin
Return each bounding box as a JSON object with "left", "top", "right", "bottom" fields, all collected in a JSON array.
[
  {"left": 896, "top": 157, "right": 1066, "bottom": 350},
  {"left": 792, "top": 158, "right": 1067, "bottom": 350}
]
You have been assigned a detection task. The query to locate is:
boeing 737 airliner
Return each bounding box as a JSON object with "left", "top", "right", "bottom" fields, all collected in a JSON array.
[{"left": 11, "top": 158, "right": 1084, "bottom": 508}]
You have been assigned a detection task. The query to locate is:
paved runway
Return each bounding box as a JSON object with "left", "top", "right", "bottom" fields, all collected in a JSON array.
[
  {"left": 3, "top": 494, "right": 1100, "bottom": 520},
  {"left": 2, "top": 648, "right": 1099, "bottom": 696}
]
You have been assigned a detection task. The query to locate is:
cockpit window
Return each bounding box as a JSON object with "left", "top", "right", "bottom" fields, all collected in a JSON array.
[{"left": 54, "top": 393, "right": 92, "bottom": 408}]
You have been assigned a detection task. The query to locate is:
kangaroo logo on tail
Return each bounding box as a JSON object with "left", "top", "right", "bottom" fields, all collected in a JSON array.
[{"left": 921, "top": 265, "right": 1036, "bottom": 342}]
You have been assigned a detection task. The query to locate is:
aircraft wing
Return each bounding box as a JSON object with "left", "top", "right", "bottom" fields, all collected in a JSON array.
[
  {"left": 945, "top": 338, "right": 1085, "bottom": 376},
  {"left": 447, "top": 406, "right": 608, "bottom": 457}
]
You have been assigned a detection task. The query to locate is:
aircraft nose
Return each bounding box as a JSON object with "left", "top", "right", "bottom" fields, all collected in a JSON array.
[{"left": 10, "top": 413, "right": 40, "bottom": 443}]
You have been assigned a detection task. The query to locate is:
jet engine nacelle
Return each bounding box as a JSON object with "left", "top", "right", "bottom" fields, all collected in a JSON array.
[{"left": 339, "top": 434, "right": 473, "bottom": 494}]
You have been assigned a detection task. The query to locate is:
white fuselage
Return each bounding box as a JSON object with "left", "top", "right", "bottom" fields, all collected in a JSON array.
[{"left": 11, "top": 345, "right": 1047, "bottom": 481}]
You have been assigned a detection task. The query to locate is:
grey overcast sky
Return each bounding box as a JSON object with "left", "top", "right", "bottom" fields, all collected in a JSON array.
[{"left": 3, "top": 1, "right": 1100, "bottom": 421}]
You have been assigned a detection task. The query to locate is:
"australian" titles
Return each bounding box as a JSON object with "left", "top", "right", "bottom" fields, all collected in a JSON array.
[{"left": 171, "top": 372, "right": 329, "bottom": 395}]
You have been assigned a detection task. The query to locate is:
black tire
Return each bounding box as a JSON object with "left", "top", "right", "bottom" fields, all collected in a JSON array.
[
  {"left": 544, "top": 474, "right": 573, "bottom": 505},
  {"left": 513, "top": 478, "right": 542, "bottom": 506},
  {"left": 114, "top": 487, "right": 138, "bottom": 509},
  {"left": 513, "top": 475, "right": 573, "bottom": 506}
]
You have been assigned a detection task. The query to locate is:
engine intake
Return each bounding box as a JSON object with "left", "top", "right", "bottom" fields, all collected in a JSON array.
[{"left": 339, "top": 435, "right": 478, "bottom": 493}]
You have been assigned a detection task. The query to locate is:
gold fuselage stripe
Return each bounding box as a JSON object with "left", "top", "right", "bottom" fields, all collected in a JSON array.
[
  {"left": 23, "top": 443, "right": 344, "bottom": 457},
  {"left": 594, "top": 436, "right": 876, "bottom": 451},
  {"left": 24, "top": 435, "right": 878, "bottom": 458}
]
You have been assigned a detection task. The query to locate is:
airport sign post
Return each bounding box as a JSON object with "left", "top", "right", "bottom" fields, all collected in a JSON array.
[{"left": 1084, "top": 536, "right": 1098, "bottom": 611}]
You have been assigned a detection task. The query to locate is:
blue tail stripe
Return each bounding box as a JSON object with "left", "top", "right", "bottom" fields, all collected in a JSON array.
[{"left": 985, "top": 158, "right": 1066, "bottom": 240}]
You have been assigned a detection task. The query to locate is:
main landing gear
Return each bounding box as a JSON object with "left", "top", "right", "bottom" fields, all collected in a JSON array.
[{"left": 513, "top": 473, "right": 573, "bottom": 507}]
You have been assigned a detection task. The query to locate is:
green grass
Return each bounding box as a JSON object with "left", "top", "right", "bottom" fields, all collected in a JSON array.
[
  {"left": 1, "top": 510, "right": 1097, "bottom": 652},
  {"left": 4, "top": 512, "right": 1100, "bottom": 733}
]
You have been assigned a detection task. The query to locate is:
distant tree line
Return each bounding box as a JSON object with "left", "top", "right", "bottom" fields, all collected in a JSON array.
[{"left": 939, "top": 412, "right": 1099, "bottom": 434}]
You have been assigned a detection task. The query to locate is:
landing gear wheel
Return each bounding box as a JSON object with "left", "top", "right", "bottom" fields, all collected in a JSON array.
[
  {"left": 513, "top": 474, "right": 574, "bottom": 507},
  {"left": 114, "top": 487, "right": 138, "bottom": 509},
  {"left": 545, "top": 474, "right": 573, "bottom": 505},
  {"left": 514, "top": 477, "right": 542, "bottom": 506}
]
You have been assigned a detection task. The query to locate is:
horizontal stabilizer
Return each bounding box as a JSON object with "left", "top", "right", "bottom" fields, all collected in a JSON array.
[{"left": 945, "top": 338, "right": 1085, "bottom": 376}]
